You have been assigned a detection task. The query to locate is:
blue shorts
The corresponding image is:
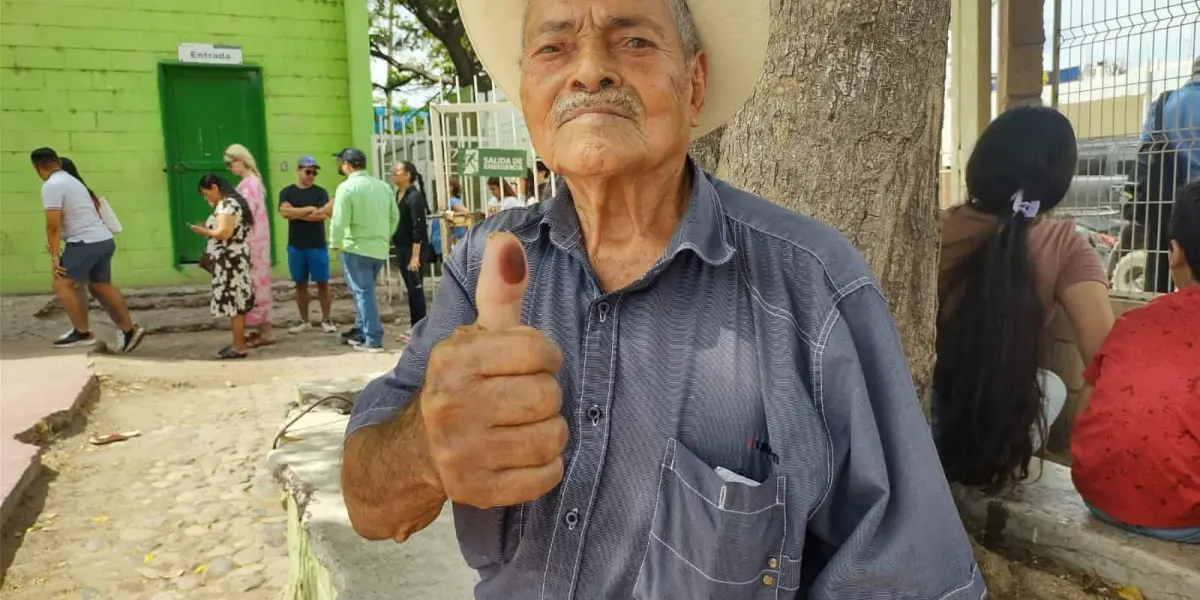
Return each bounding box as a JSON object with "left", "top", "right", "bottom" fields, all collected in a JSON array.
[{"left": 287, "top": 246, "right": 330, "bottom": 284}]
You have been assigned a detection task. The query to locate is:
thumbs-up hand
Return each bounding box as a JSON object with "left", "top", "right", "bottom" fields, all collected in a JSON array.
[{"left": 420, "top": 233, "right": 568, "bottom": 509}]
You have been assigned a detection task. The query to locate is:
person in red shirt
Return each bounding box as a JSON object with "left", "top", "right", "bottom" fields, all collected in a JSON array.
[{"left": 1071, "top": 180, "right": 1200, "bottom": 544}]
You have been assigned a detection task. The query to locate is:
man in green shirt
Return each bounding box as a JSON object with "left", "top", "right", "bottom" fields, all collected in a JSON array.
[{"left": 329, "top": 148, "right": 398, "bottom": 352}]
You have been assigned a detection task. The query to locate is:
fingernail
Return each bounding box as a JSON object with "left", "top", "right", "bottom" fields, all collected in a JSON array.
[{"left": 498, "top": 242, "right": 526, "bottom": 285}]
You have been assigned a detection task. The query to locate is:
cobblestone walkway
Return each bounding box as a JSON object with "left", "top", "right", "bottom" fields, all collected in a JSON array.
[{"left": 0, "top": 330, "right": 400, "bottom": 600}]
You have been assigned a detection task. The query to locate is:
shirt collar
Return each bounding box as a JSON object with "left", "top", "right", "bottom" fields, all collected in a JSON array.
[
  {"left": 533, "top": 156, "right": 735, "bottom": 266},
  {"left": 347, "top": 170, "right": 368, "bottom": 180}
]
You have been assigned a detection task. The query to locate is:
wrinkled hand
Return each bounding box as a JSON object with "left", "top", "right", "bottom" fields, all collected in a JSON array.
[{"left": 421, "top": 233, "right": 567, "bottom": 509}]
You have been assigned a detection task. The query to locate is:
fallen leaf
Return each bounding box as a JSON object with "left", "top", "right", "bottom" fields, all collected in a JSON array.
[
  {"left": 1116, "top": 585, "right": 1145, "bottom": 600},
  {"left": 193, "top": 564, "right": 209, "bottom": 574},
  {"left": 144, "top": 553, "right": 155, "bottom": 564},
  {"left": 90, "top": 516, "right": 108, "bottom": 523}
]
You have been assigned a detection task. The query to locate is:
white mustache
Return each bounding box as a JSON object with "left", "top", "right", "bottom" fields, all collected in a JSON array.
[{"left": 552, "top": 90, "right": 643, "bottom": 126}]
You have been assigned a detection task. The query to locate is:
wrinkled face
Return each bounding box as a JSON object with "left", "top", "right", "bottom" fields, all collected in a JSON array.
[
  {"left": 519, "top": 0, "right": 707, "bottom": 178},
  {"left": 298, "top": 167, "right": 318, "bottom": 187},
  {"left": 199, "top": 185, "right": 222, "bottom": 204}
]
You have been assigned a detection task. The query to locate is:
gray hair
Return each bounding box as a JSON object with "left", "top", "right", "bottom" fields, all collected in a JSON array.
[
  {"left": 520, "top": 0, "right": 702, "bottom": 61},
  {"left": 669, "top": 0, "right": 702, "bottom": 58}
]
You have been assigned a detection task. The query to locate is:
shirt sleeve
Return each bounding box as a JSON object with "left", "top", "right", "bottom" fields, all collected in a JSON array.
[
  {"left": 42, "top": 180, "right": 64, "bottom": 211},
  {"left": 278, "top": 187, "right": 289, "bottom": 208},
  {"left": 388, "top": 186, "right": 401, "bottom": 240},
  {"left": 1055, "top": 224, "right": 1109, "bottom": 302},
  {"left": 411, "top": 190, "right": 429, "bottom": 245},
  {"left": 329, "top": 183, "right": 349, "bottom": 249},
  {"left": 346, "top": 238, "right": 480, "bottom": 438},
  {"left": 806, "top": 284, "right": 986, "bottom": 599}
]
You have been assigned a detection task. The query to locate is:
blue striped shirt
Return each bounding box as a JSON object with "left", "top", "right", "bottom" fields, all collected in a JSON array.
[{"left": 349, "top": 158, "right": 986, "bottom": 599}]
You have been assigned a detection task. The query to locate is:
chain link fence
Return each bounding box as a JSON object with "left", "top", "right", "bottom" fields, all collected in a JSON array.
[{"left": 1051, "top": 0, "right": 1197, "bottom": 294}]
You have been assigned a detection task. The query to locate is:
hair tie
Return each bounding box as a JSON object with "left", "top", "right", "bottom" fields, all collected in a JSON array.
[{"left": 1011, "top": 191, "right": 1040, "bottom": 218}]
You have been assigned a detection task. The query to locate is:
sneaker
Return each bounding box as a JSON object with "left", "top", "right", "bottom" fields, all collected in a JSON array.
[
  {"left": 343, "top": 331, "right": 365, "bottom": 346},
  {"left": 341, "top": 328, "right": 360, "bottom": 340},
  {"left": 321, "top": 321, "right": 338, "bottom": 334},
  {"left": 116, "top": 325, "right": 147, "bottom": 354},
  {"left": 54, "top": 330, "right": 96, "bottom": 349},
  {"left": 352, "top": 343, "right": 385, "bottom": 354},
  {"left": 289, "top": 322, "right": 312, "bottom": 335}
]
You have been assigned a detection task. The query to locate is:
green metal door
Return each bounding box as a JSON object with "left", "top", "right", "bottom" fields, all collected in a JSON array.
[{"left": 159, "top": 65, "right": 269, "bottom": 264}]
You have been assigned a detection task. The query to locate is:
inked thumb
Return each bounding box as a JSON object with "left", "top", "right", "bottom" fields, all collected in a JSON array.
[{"left": 474, "top": 232, "right": 528, "bottom": 330}]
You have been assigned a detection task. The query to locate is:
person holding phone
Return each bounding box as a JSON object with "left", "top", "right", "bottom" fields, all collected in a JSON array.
[{"left": 193, "top": 173, "right": 256, "bottom": 359}]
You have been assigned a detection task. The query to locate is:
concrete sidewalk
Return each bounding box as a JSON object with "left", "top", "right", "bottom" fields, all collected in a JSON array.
[{"left": 0, "top": 342, "right": 97, "bottom": 528}]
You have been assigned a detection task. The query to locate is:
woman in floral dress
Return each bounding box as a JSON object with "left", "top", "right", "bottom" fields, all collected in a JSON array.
[
  {"left": 193, "top": 174, "right": 255, "bottom": 359},
  {"left": 223, "top": 143, "right": 274, "bottom": 347}
]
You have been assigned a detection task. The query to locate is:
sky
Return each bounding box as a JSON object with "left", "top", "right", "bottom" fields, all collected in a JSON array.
[{"left": 1033, "top": 0, "right": 1196, "bottom": 72}]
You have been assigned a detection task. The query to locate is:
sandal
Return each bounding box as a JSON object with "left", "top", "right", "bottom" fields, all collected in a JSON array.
[
  {"left": 395, "top": 332, "right": 411, "bottom": 344},
  {"left": 245, "top": 333, "right": 276, "bottom": 349},
  {"left": 215, "top": 346, "right": 248, "bottom": 360}
]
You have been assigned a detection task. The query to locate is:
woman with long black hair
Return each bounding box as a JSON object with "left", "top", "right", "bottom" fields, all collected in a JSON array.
[
  {"left": 391, "top": 161, "right": 429, "bottom": 344},
  {"left": 936, "top": 106, "right": 1115, "bottom": 493},
  {"left": 193, "top": 173, "right": 256, "bottom": 359}
]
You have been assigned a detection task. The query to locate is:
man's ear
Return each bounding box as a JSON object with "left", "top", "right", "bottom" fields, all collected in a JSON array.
[
  {"left": 689, "top": 51, "right": 709, "bottom": 128},
  {"left": 1169, "top": 240, "right": 1186, "bottom": 269}
]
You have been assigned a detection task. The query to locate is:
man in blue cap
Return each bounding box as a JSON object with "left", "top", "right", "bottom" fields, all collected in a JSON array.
[
  {"left": 328, "top": 148, "right": 398, "bottom": 352},
  {"left": 279, "top": 156, "right": 336, "bottom": 334}
]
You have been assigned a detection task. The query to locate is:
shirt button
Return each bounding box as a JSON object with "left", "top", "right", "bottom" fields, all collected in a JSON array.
[
  {"left": 587, "top": 405, "right": 603, "bottom": 424},
  {"left": 565, "top": 508, "right": 580, "bottom": 529},
  {"left": 768, "top": 557, "right": 778, "bottom": 569},
  {"left": 762, "top": 574, "right": 776, "bottom": 587},
  {"left": 597, "top": 302, "right": 610, "bottom": 322}
]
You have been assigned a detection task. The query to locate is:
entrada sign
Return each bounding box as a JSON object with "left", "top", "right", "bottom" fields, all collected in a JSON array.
[
  {"left": 178, "top": 43, "right": 243, "bottom": 66},
  {"left": 458, "top": 148, "right": 528, "bottom": 178}
]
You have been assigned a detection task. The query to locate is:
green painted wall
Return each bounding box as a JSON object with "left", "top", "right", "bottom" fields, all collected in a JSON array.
[{"left": 0, "top": 0, "right": 359, "bottom": 294}]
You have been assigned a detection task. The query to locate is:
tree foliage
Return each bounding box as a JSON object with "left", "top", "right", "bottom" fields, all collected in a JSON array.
[{"left": 369, "top": 0, "right": 492, "bottom": 96}]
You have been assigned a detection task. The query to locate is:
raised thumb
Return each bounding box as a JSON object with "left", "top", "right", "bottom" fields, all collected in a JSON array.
[{"left": 474, "top": 232, "right": 528, "bottom": 330}]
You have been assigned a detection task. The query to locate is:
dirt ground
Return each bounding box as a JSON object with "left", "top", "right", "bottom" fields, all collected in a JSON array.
[
  {"left": 0, "top": 288, "right": 403, "bottom": 599},
  {"left": 0, "top": 286, "right": 1120, "bottom": 599}
]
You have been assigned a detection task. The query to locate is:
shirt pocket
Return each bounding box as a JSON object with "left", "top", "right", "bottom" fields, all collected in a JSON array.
[{"left": 633, "top": 438, "right": 791, "bottom": 600}]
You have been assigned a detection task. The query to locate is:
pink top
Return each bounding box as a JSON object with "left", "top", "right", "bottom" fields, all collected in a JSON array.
[{"left": 236, "top": 174, "right": 273, "bottom": 327}]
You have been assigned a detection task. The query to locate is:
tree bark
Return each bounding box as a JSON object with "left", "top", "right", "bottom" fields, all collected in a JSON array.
[
  {"left": 715, "top": 0, "right": 950, "bottom": 405},
  {"left": 689, "top": 126, "right": 725, "bottom": 174}
]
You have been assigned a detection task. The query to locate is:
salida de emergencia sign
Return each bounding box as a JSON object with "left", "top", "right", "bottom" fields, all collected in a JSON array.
[
  {"left": 178, "top": 43, "right": 243, "bottom": 66},
  {"left": 458, "top": 148, "right": 528, "bottom": 178}
]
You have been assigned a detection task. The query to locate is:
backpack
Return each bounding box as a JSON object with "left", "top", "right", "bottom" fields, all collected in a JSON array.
[{"left": 1123, "top": 91, "right": 1183, "bottom": 226}]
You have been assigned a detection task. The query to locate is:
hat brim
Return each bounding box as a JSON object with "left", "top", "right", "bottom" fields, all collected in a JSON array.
[{"left": 457, "top": 0, "right": 769, "bottom": 140}]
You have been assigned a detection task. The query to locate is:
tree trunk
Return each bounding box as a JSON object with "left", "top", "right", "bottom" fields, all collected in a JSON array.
[
  {"left": 715, "top": 0, "right": 950, "bottom": 404},
  {"left": 689, "top": 126, "right": 725, "bottom": 174}
]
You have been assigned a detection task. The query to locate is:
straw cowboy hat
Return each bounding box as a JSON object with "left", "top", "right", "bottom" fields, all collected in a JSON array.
[{"left": 456, "top": 0, "right": 771, "bottom": 139}]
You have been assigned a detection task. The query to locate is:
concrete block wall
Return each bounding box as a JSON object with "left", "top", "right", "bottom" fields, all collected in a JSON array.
[
  {"left": 1043, "top": 296, "right": 1146, "bottom": 451},
  {"left": 0, "top": 0, "right": 353, "bottom": 293}
]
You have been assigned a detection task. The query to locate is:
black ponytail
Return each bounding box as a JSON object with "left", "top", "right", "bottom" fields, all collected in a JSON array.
[
  {"left": 402, "top": 161, "right": 424, "bottom": 192},
  {"left": 59, "top": 157, "right": 100, "bottom": 205},
  {"left": 934, "top": 106, "right": 1078, "bottom": 494},
  {"left": 198, "top": 173, "right": 255, "bottom": 227}
]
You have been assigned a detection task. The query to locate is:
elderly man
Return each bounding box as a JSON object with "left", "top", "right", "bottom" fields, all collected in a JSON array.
[{"left": 342, "top": 0, "right": 986, "bottom": 598}]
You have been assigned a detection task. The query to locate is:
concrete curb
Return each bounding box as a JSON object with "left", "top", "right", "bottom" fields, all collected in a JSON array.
[
  {"left": 954, "top": 462, "right": 1200, "bottom": 600},
  {"left": 1, "top": 366, "right": 98, "bottom": 529}
]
